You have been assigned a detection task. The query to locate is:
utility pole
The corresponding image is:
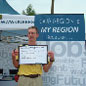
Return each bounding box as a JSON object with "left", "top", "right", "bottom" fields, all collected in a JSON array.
[{"left": 51, "top": 0, "right": 54, "bottom": 14}]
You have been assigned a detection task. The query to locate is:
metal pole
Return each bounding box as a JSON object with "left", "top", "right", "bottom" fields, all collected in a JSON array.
[{"left": 51, "top": 0, "right": 54, "bottom": 14}]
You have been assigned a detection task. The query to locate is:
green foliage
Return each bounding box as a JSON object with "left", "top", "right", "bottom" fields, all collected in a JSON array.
[
  {"left": 0, "top": 15, "right": 2, "bottom": 19},
  {"left": 22, "top": 4, "right": 36, "bottom": 15}
]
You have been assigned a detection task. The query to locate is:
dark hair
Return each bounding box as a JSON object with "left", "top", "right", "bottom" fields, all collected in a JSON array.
[{"left": 28, "top": 26, "right": 39, "bottom": 34}]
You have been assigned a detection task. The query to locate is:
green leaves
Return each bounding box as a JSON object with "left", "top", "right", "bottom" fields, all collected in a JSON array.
[{"left": 22, "top": 4, "right": 36, "bottom": 15}]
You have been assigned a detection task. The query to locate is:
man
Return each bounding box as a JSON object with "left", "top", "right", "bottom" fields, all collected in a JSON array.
[{"left": 12, "top": 26, "right": 54, "bottom": 86}]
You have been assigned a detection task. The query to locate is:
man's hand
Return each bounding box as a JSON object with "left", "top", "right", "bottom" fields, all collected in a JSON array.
[
  {"left": 43, "top": 51, "right": 54, "bottom": 72},
  {"left": 12, "top": 49, "right": 19, "bottom": 68},
  {"left": 12, "top": 49, "right": 18, "bottom": 57},
  {"left": 48, "top": 51, "right": 54, "bottom": 62}
]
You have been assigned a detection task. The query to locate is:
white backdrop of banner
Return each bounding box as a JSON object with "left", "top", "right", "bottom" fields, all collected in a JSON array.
[
  {"left": 0, "top": 41, "right": 85, "bottom": 86},
  {"left": 0, "top": 14, "right": 35, "bottom": 30},
  {"left": 42, "top": 41, "right": 86, "bottom": 86}
]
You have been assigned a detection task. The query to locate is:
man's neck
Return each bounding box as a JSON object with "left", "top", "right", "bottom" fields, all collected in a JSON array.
[{"left": 28, "top": 41, "right": 36, "bottom": 45}]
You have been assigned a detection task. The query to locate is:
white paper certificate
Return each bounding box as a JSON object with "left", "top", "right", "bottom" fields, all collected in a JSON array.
[{"left": 19, "top": 45, "right": 48, "bottom": 64}]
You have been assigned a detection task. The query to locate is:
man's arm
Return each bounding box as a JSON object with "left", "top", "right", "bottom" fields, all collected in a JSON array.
[
  {"left": 43, "top": 51, "right": 54, "bottom": 72},
  {"left": 12, "top": 49, "right": 19, "bottom": 68}
]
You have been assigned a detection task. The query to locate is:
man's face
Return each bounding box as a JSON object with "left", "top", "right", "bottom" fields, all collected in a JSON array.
[{"left": 28, "top": 28, "right": 39, "bottom": 42}]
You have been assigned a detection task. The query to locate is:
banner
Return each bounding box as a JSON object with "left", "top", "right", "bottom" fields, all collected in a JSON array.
[
  {"left": 35, "top": 14, "right": 85, "bottom": 41},
  {"left": 0, "top": 14, "right": 35, "bottom": 30},
  {"left": 0, "top": 14, "right": 85, "bottom": 41},
  {"left": 42, "top": 41, "right": 86, "bottom": 86}
]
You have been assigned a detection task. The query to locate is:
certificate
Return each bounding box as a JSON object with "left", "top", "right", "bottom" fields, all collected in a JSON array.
[{"left": 19, "top": 45, "right": 48, "bottom": 64}]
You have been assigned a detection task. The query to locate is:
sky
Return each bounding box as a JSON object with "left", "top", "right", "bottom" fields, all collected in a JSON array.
[
  {"left": 6, "top": 0, "right": 86, "bottom": 33},
  {"left": 6, "top": 0, "right": 86, "bottom": 14}
]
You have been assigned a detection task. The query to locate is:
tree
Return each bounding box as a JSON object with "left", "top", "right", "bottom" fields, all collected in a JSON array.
[{"left": 22, "top": 4, "right": 36, "bottom": 15}]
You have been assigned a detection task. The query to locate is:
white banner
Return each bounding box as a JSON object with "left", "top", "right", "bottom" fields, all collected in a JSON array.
[
  {"left": 0, "top": 14, "right": 35, "bottom": 30},
  {"left": 42, "top": 41, "right": 86, "bottom": 86},
  {"left": 19, "top": 45, "right": 48, "bottom": 64}
]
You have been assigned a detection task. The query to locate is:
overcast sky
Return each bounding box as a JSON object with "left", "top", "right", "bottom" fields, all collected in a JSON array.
[
  {"left": 6, "top": 0, "right": 86, "bottom": 14},
  {"left": 6, "top": 0, "right": 86, "bottom": 32}
]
